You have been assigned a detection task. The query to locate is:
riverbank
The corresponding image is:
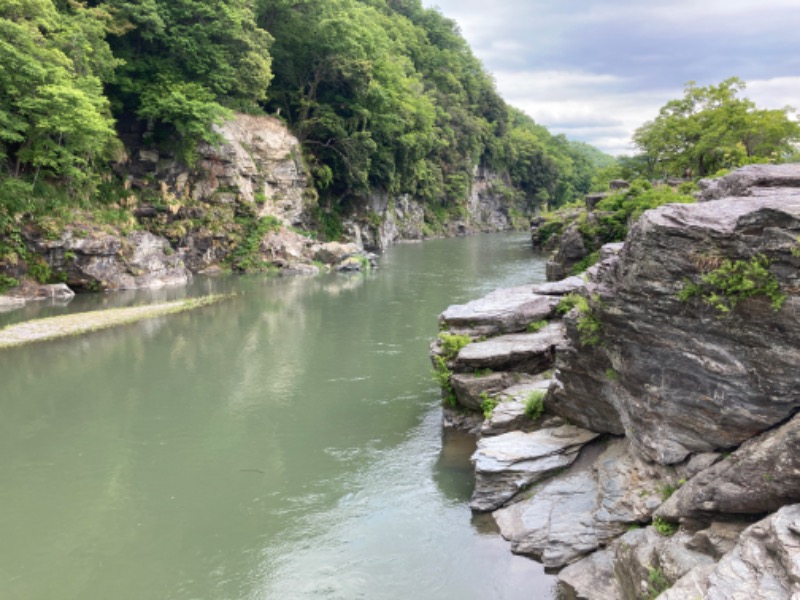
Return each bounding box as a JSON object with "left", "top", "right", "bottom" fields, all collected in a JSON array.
[
  {"left": 0, "top": 294, "right": 229, "bottom": 349},
  {"left": 431, "top": 165, "right": 800, "bottom": 599}
]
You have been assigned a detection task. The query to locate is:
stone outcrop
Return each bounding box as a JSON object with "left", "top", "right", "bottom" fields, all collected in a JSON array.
[
  {"left": 440, "top": 285, "right": 562, "bottom": 336},
  {"left": 471, "top": 425, "right": 599, "bottom": 512},
  {"left": 656, "top": 413, "right": 800, "bottom": 523},
  {"left": 432, "top": 164, "right": 800, "bottom": 599},
  {"left": 550, "top": 180, "right": 800, "bottom": 465},
  {"left": 25, "top": 226, "right": 191, "bottom": 291},
  {"left": 453, "top": 325, "right": 566, "bottom": 373}
]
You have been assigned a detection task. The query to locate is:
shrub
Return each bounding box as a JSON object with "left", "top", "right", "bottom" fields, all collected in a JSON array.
[
  {"left": 432, "top": 355, "right": 457, "bottom": 407},
  {"left": 526, "top": 320, "right": 548, "bottom": 333},
  {"left": 0, "top": 274, "right": 20, "bottom": 293},
  {"left": 678, "top": 254, "right": 785, "bottom": 314},
  {"left": 652, "top": 516, "right": 678, "bottom": 537},
  {"left": 524, "top": 389, "right": 546, "bottom": 421},
  {"left": 480, "top": 392, "right": 499, "bottom": 419},
  {"left": 438, "top": 333, "right": 471, "bottom": 360},
  {"left": 646, "top": 567, "right": 670, "bottom": 599},
  {"left": 556, "top": 293, "right": 603, "bottom": 346}
]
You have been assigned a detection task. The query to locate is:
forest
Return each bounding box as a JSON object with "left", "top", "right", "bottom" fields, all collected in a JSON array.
[{"left": 0, "top": 0, "right": 612, "bottom": 224}]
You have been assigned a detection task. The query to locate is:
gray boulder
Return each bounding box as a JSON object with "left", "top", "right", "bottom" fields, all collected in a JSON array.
[
  {"left": 551, "top": 186, "right": 800, "bottom": 464},
  {"left": 453, "top": 323, "right": 566, "bottom": 373},
  {"left": 471, "top": 425, "right": 598, "bottom": 512},
  {"left": 439, "top": 286, "right": 560, "bottom": 336},
  {"left": 657, "top": 413, "right": 800, "bottom": 522}
]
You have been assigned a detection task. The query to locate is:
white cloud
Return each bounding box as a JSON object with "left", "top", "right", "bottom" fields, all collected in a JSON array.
[
  {"left": 747, "top": 77, "right": 800, "bottom": 112},
  {"left": 421, "top": 1, "right": 800, "bottom": 156},
  {"left": 493, "top": 69, "right": 681, "bottom": 155}
]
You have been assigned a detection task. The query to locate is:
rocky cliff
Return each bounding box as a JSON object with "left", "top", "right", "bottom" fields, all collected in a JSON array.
[
  {"left": 1, "top": 113, "right": 530, "bottom": 307},
  {"left": 431, "top": 164, "right": 800, "bottom": 599}
]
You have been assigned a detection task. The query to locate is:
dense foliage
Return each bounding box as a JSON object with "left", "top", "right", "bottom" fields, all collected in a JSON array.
[
  {"left": 0, "top": 0, "right": 607, "bottom": 225},
  {"left": 534, "top": 179, "right": 696, "bottom": 274},
  {"left": 627, "top": 78, "right": 800, "bottom": 179}
]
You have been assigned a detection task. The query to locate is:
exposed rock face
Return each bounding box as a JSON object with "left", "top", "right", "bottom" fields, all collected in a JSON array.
[
  {"left": 26, "top": 227, "right": 191, "bottom": 291},
  {"left": 347, "top": 166, "right": 526, "bottom": 251},
  {"left": 550, "top": 182, "right": 800, "bottom": 464},
  {"left": 345, "top": 193, "right": 426, "bottom": 252},
  {"left": 450, "top": 371, "right": 536, "bottom": 412},
  {"left": 432, "top": 163, "right": 800, "bottom": 600},
  {"left": 440, "top": 285, "right": 561, "bottom": 336},
  {"left": 190, "top": 114, "right": 311, "bottom": 227},
  {"left": 493, "top": 439, "right": 686, "bottom": 569},
  {"left": 701, "top": 505, "right": 800, "bottom": 599},
  {"left": 481, "top": 379, "right": 555, "bottom": 437},
  {"left": 1, "top": 281, "right": 75, "bottom": 310},
  {"left": 698, "top": 163, "right": 800, "bottom": 202},
  {"left": 454, "top": 324, "right": 567, "bottom": 373},
  {"left": 471, "top": 425, "right": 599, "bottom": 512},
  {"left": 657, "top": 413, "right": 800, "bottom": 523}
]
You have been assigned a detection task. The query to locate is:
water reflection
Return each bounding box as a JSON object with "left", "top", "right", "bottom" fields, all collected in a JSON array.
[
  {"left": 433, "top": 428, "right": 478, "bottom": 504},
  {"left": 0, "top": 233, "right": 554, "bottom": 600}
]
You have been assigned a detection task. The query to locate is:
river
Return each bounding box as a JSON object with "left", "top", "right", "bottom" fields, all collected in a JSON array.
[{"left": 0, "top": 232, "right": 556, "bottom": 600}]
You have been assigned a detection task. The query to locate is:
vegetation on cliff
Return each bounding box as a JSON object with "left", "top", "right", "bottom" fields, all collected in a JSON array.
[{"left": 0, "top": 0, "right": 606, "bottom": 232}]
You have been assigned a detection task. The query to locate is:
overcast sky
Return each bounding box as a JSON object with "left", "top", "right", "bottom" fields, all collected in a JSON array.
[{"left": 422, "top": 0, "right": 800, "bottom": 156}]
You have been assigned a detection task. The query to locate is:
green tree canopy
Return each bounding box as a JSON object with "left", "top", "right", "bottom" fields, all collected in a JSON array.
[
  {"left": 633, "top": 77, "right": 800, "bottom": 177},
  {"left": 0, "top": 0, "right": 118, "bottom": 196}
]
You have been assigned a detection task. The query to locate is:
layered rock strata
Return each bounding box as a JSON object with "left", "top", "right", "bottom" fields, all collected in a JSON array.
[{"left": 432, "top": 165, "right": 800, "bottom": 599}]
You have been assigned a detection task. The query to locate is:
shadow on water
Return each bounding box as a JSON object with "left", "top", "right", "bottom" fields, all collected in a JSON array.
[{"left": 433, "top": 427, "right": 478, "bottom": 504}]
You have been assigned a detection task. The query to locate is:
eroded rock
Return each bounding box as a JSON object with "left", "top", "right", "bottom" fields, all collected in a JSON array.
[
  {"left": 440, "top": 286, "right": 560, "bottom": 336},
  {"left": 453, "top": 323, "right": 566, "bottom": 373},
  {"left": 471, "top": 425, "right": 599, "bottom": 512},
  {"left": 657, "top": 413, "right": 800, "bottom": 522}
]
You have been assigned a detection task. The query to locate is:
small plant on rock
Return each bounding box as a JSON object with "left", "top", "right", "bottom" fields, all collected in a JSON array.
[
  {"left": 432, "top": 333, "right": 471, "bottom": 408},
  {"left": 652, "top": 516, "right": 678, "bottom": 537},
  {"left": 526, "top": 320, "right": 548, "bottom": 333},
  {"left": 646, "top": 566, "right": 671, "bottom": 599},
  {"left": 480, "top": 392, "right": 499, "bottom": 419},
  {"left": 438, "top": 333, "right": 471, "bottom": 359},
  {"left": 679, "top": 254, "right": 785, "bottom": 314},
  {"left": 524, "top": 389, "right": 546, "bottom": 421}
]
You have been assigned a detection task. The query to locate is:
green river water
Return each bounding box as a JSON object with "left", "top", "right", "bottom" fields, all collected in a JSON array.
[{"left": 0, "top": 232, "right": 556, "bottom": 600}]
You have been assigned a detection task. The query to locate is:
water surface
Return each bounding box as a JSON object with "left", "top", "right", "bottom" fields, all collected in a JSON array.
[{"left": 0, "top": 233, "right": 555, "bottom": 599}]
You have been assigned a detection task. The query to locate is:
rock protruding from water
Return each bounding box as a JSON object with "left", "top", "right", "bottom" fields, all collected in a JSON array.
[
  {"left": 28, "top": 228, "right": 191, "bottom": 291},
  {"left": 431, "top": 165, "right": 800, "bottom": 599},
  {"left": 454, "top": 324, "right": 566, "bottom": 373},
  {"left": 493, "top": 439, "right": 686, "bottom": 569},
  {"left": 440, "top": 285, "right": 560, "bottom": 336},
  {"left": 471, "top": 425, "right": 599, "bottom": 512}
]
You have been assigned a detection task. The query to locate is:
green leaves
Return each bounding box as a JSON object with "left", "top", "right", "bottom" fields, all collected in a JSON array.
[
  {"left": 633, "top": 77, "right": 800, "bottom": 177},
  {"left": 0, "top": 0, "right": 117, "bottom": 195},
  {"left": 678, "top": 254, "right": 786, "bottom": 315}
]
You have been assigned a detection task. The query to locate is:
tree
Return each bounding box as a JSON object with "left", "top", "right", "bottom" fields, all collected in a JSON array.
[
  {"left": 102, "top": 0, "right": 273, "bottom": 159},
  {"left": 0, "top": 0, "right": 118, "bottom": 196},
  {"left": 633, "top": 77, "right": 800, "bottom": 177}
]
